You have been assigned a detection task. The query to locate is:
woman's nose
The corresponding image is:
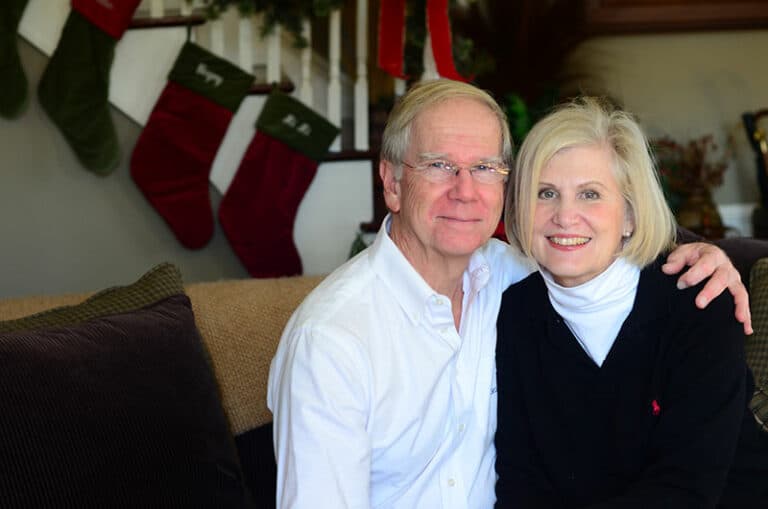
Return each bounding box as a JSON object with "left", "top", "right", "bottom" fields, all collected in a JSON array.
[{"left": 553, "top": 199, "right": 578, "bottom": 227}]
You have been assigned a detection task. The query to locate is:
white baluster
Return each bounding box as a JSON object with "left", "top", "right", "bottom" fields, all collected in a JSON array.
[
  {"left": 354, "top": 0, "right": 369, "bottom": 150},
  {"left": 266, "top": 25, "right": 281, "bottom": 84},
  {"left": 394, "top": 78, "right": 406, "bottom": 97},
  {"left": 238, "top": 15, "right": 254, "bottom": 73},
  {"left": 209, "top": 16, "right": 225, "bottom": 57},
  {"left": 300, "top": 20, "right": 313, "bottom": 107},
  {"left": 149, "top": 0, "right": 163, "bottom": 18},
  {"left": 327, "top": 9, "right": 342, "bottom": 151},
  {"left": 180, "top": 0, "right": 192, "bottom": 16},
  {"left": 421, "top": 34, "right": 440, "bottom": 81}
]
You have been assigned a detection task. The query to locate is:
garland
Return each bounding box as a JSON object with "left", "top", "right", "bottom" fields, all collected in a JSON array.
[{"left": 194, "top": 0, "right": 343, "bottom": 47}]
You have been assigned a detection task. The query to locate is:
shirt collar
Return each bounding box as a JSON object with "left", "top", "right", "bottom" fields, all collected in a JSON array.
[{"left": 369, "top": 215, "right": 492, "bottom": 325}]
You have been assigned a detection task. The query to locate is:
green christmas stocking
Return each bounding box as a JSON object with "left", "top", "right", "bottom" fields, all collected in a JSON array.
[
  {"left": 0, "top": 0, "right": 29, "bottom": 119},
  {"left": 38, "top": 0, "right": 141, "bottom": 174}
]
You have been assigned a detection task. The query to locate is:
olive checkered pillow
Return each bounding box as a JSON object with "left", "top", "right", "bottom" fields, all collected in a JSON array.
[{"left": 748, "top": 257, "right": 768, "bottom": 432}]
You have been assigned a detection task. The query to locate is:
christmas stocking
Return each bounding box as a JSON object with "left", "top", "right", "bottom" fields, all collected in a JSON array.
[
  {"left": 38, "top": 0, "right": 141, "bottom": 174},
  {"left": 219, "top": 91, "right": 339, "bottom": 277},
  {"left": 131, "top": 42, "right": 253, "bottom": 249},
  {"left": 0, "top": 0, "right": 29, "bottom": 119}
]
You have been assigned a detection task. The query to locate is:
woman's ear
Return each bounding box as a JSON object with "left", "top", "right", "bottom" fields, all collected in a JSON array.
[
  {"left": 380, "top": 160, "right": 401, "bottom": 213},
  {"left": 623, "top": 204, "right": 635, "bottom": 238},
  {"left": 623, "top": 213, "right": 635, "bottom": 238}
]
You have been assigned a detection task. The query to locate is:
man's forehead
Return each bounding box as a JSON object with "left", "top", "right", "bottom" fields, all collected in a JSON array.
[{"left": 408, "top": 105, "right": 504, "bottom": 160}]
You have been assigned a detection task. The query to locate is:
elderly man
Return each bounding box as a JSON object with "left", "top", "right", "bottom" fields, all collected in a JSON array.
[{"left": 267, "top": 79, "right": 750, "bottom": 509}]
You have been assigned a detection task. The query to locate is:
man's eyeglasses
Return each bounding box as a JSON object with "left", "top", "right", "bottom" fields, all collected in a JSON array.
[{"left": 402, "top": 159, "right": 509, "bottom": 185}]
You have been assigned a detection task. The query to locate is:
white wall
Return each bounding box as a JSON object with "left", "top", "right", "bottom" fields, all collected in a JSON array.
[{"left": 565, "top": 30, "right": 768, "bottom": 215}]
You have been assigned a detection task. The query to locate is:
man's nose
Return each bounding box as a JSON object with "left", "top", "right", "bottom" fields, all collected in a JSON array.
[{"left": 448, "top": 168, "right": 478, "bottom": 200}]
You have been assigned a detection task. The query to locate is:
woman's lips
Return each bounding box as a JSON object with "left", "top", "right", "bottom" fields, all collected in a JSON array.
[{"left": 547, "top": 235, "right": 590, "bottom": 246}]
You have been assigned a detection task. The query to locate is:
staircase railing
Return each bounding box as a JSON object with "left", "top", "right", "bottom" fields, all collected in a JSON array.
[{"left": 134, "top": 0, "right": 370, "bottom": 153}]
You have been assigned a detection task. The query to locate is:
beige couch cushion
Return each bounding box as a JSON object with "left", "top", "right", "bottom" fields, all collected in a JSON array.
[{"left": 187, "top": 275, "right": 324, "bottom": 435}]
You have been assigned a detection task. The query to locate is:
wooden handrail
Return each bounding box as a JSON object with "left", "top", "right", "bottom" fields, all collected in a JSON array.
[
  {"left": 129, "top": 14, "right": 207, "bottom": 30},
  {"left": 249, "top": 81, "right": 295, "bottom": 95}
]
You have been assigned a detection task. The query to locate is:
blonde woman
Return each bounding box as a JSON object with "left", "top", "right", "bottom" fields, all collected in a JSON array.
[{"left": 495, "top": 97, "right": 768, "bottom": 508}]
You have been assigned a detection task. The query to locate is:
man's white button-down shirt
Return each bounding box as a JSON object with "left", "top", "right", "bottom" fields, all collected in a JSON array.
[{"left": 268, "top": 217, "right": 533, "bottom": 508}]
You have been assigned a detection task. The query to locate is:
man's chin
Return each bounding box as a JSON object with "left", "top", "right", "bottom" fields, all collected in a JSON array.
[{"left": 435, "top": 234, "right": 489, "bottom": 258}]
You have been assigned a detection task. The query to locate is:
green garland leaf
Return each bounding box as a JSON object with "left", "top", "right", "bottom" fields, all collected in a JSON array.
[{"left": 194, "top": 0, "right": 344, "bottom": 48}]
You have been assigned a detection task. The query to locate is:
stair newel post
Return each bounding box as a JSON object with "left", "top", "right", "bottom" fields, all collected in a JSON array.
[
  {"left": 354, "top": 0, "right": 369, "bottom": 151},
  {"left": 299, "top": 20, "right": 313, "bottom": 107},
  {"left": 327, "top": 8, "right": 342, "bottom": 151}
]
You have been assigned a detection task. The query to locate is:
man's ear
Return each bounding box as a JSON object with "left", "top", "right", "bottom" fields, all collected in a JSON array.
[{"left": 380, "top": 159, "right": 401, "bottom": 213}]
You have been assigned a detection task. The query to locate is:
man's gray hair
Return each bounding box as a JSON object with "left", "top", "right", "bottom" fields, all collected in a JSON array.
[{"left": 380, "top": 79, "right": 513, "bottom": 179}]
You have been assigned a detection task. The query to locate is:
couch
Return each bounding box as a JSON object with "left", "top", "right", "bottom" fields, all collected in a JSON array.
[{"left": 0, "top": 236, "right": 766, "bottom": 508}]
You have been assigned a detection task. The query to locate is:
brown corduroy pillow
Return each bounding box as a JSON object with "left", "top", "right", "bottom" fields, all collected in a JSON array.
[{"left": 0, "top": 265, "right": 253, "bottom": 508}]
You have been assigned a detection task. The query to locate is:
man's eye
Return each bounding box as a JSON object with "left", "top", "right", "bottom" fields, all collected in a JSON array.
[
  {"left": 472, "top": 164, "right": 491, "bottom": 172},
  {"left": 427, "top": 160, "right": 450, "bottom": 170},
  {"left": 538, "top": 189, "right": 556, "bottom": 199}
]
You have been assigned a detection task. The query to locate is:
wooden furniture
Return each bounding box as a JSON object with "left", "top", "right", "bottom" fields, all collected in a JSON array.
[{"left": 585, "top": 0, "right": 768, "bottom": 33}]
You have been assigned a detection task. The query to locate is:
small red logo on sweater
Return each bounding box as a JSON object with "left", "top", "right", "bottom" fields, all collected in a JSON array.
[{"left": 651, "top": 399, "right": 661, "bottom": 416}]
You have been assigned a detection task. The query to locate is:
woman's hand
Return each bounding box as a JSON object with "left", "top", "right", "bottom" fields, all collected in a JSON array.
[{"left": 662, "top": 242, "right": 752, "bottom": 335}]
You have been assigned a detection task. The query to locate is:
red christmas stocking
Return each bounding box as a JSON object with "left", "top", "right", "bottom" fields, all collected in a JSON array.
[
  {"left": 131, "top": 42, "right": 253, "bottom": 249},
  {"left": 219, "top": 91, "right": 339, "bottom": 277}
]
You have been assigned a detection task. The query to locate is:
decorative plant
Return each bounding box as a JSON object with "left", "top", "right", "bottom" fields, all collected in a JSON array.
[
  {"left": 652, "top": 134, "right": 729, "bottom": 214},
  {"left": 193, "top": 0, "right": 344, "bottom": 47}
]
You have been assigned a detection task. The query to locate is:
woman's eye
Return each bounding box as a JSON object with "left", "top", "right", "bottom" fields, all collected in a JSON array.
[
  {"left": 582, "top": 190, "right": 600, "bottom": 200},
  {"left": 538, "top": 189, "right": 556, "bottom": 199}
]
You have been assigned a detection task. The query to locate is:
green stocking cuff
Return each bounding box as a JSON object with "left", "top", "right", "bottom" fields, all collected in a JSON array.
[
  {"left": 256, "top": 91, "right": 340, "bottom": 161},
  {"left": 168, "top": 42, "right": 254, "bottom": 113}
]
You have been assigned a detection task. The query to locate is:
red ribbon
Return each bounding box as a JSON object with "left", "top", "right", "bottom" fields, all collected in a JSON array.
[
  {"left": 426, "top": 0, "right": 470, "bottom": 82},
  {"left": 378, "top": 0, "right": 408, "bottom": 79}
]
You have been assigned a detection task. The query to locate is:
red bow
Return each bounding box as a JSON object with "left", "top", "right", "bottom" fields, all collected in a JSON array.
[{"left": 378, "top": 0, "right": 470, "bottom": 82}]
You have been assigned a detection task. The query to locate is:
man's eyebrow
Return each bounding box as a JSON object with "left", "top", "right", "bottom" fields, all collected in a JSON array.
[
  {"left": 415, "top": 153, "right": 504, "bottom": 163},
  {"left": 416, "top": 152, "right": 448, "bottom": 160}
]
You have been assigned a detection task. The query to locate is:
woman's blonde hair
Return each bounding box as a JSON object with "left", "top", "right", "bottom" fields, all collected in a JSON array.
[{"left": 505, "top": 96, "right": 676, "bottom": 267}]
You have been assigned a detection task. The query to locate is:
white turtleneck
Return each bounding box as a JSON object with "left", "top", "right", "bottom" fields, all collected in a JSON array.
[{"left": 540, "top": 257, "right": 641, "bottom": 367}]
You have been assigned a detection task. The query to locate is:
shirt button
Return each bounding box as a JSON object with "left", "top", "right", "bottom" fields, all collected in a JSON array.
[
  {"left": 447, "top": 478, "right": 456, "bottom": 487},
  {"left": 458, "top": 423, "right": 465, "bottom": 433},
  {"left": 441, "top": 327, "right": 451, "bottom": 335}
]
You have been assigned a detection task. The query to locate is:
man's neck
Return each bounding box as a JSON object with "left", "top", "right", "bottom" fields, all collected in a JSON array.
[{"left": 389, "top": 228, "right": 470, "bottom": 330}]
